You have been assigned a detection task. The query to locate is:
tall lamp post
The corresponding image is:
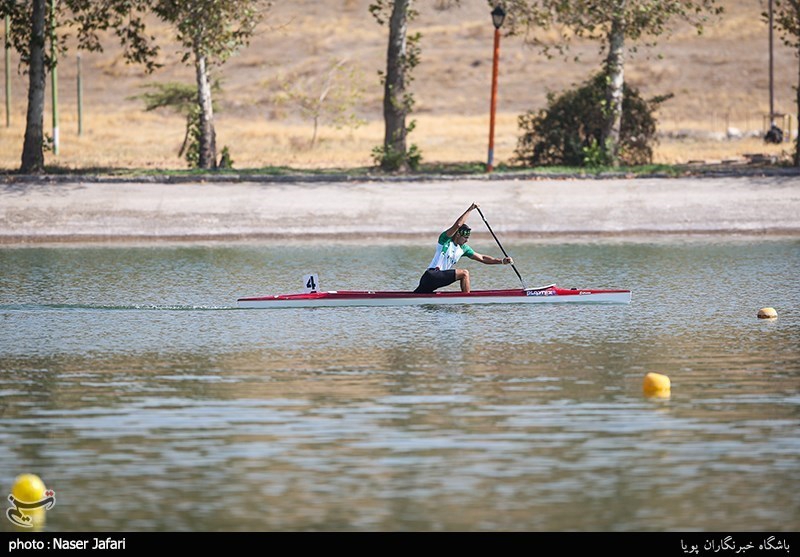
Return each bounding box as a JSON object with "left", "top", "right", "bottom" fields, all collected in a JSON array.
[{"left": 486, "top": 5, "right": 505, "bottom": 172}]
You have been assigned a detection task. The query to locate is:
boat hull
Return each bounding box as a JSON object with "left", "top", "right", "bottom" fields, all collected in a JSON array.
[{"left": 237, "top": 286, "right": 631, "bottom": 308}]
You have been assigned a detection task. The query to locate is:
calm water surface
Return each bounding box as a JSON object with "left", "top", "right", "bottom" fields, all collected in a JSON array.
[{"left": 1, "top": 238, "right": 798, "bottom": 531}]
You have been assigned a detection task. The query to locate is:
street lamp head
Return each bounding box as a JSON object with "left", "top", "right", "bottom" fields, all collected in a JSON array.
[{"left": 491, "top": 5, "right": 506, "bottom": 29}]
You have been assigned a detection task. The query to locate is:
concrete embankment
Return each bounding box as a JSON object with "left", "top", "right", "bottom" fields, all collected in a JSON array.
[{"left": 1, "top": 175, "right": 798, "bottom": 243}]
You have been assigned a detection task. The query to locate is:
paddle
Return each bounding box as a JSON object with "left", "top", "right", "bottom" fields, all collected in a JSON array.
[{"left": 475, "top": 207, "right": 528, "bottom": 289}]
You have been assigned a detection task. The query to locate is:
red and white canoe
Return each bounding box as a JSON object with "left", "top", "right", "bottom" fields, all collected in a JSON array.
[{"left": 237, "top": 284, "right": 631, "bottom": 309}]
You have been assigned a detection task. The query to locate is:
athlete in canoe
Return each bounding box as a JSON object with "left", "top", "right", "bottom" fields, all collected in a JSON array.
[{"left": 413, "top": 203, "right": 513, "bottom": 293}]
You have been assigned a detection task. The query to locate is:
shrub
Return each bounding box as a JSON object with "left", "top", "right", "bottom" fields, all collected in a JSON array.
[
  {"left": 371, "top": 143, "right": 422, "bottom": 171},
  {"left": 218, "top": 146, "right": 234, "bottom": 169},
  {"left": 514, "top": 72, "right": 671, "bottom": 167}
]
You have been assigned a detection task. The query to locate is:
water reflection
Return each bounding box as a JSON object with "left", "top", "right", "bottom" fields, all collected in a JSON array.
[{"left": 1, "top": 239, "right": 799, "bottom": 531}]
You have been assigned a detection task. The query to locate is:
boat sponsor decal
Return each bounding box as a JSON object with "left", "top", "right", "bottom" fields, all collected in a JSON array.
[
  {"left": 526, "top": 289, "right": 556, "bottom": 296},
  {"left": 579, "top": 291, "right": 592, "bottom": 295}
]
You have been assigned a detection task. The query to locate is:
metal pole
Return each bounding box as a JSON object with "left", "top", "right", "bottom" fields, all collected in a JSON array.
[
  {"left": 50, "top": 0, "right": 59, "bottom": 155},
  {"left": 77, "top": 53, "right": 82, "bottom": 136},
  {"left": 769, "top": 0, "right": 774, "bottom": 126},
  {"left": 487, "top": 26, "right": 500, "bottom": 172},
  {"left": 4, "top": 15, "right": 10, "bottom": 127}
]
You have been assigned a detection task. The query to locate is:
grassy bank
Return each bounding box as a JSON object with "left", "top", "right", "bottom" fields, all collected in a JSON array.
[{"left": 0, "top": 111, "right": 795, "bottom": 176}]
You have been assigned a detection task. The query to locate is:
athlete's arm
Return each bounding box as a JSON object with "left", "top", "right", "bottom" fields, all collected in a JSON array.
[
  {"left": 468, "top": 252, "right": 512, "bottom": 265},
  {"left": 444, "top": 202, "right": 479, "bottom": 238}
]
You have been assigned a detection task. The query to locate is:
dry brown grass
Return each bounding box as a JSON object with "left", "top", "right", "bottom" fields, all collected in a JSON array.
[{"left": 0, "top": 0, "right": 796, "bottom": 170}]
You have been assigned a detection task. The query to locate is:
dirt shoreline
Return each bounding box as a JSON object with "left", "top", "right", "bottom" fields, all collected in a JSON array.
[{"left": 1, "top": 175, "right": 799, "bottom": 244}]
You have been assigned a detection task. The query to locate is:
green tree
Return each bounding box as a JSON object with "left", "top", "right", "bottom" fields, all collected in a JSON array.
[
  {"left": 1, "top": 0, "right": 266, "bottom": 172},
  {"left": 514, "top": 72, "right": 670, "bottom": 167},
  {"left": 768, "top": 0, "right": 800, "bottom": 165},
  {"left": 133, "top": 81, "right": 223, "bottom": 167},
  {"left": 0, "top": 0, "right": 158, "bottom": 173},
  {"left": 503, "top": 0, "right": 722, "bottom": 167},
  {"left": 370, "top": 0, "right": 421, "bottom": 171},
  {"left": 150, "top": 0, "right": 268, "bottom": 170}
]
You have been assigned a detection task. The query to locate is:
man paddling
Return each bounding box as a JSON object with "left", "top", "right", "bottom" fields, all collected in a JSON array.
[{"left": 413, "top": 203, "right": 513, "bottom": 293}]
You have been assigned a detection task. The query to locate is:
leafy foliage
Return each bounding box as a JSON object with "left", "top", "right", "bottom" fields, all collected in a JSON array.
[
  {"left": 150, "top": 0, "right": 267, "bottom": 66},
  {"left": 501, "top": 0, "right": 723, "bottom": 52},
  {"left": 500, "top": 0, "right": 722, "bottom": 166},
  {"left": 0, "top": 0, "right": 159, "bottom": 71},
  {"left": 0, "top": 0, "right": 165, "bottom": 172},
  {"left": 371, "top": 142, "right": 422, "bottom": 171},
  {"left": 218, "top": 146, "right": 234, "bottom": 169},
  {"left": 132, "top": 81, "right": 232, "bottom": 168},
  {"left": 135, "top": 82, "right": 198, "bottom": 116},
  {"left": 770, "top": 0, "right": 800, "bottom": 49},
  {"left": 66, "top": 0, "right": 161, "bottom": 72},
  {"left": 514, "top": 73, "right": 671, "bottom": 167}
]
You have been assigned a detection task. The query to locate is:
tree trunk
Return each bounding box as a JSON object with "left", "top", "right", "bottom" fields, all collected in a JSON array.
[
  {"left": 20, "top": 0, "right": 47, "bottom": 173},
  {"left": 194, "top": 49, "right": 217, "bottom": 170},
  {"left": 383, "top": 0, "right": 410, "bottom": 171},
  {"left": 311, "top": 115, "right": 319, "bottom": 149},
  {"left": 603, "top": 4, "right": 626, "bottom": 168}
]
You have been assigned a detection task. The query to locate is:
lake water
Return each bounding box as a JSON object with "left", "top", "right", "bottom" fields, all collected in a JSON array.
[{"left": 1, "top": 238, "right": 798, "bottom": 532}]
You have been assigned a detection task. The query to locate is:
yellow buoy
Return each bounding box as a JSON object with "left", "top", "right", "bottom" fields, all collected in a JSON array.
[
  {"left": 643, "top": 372, "right": 671, "bottom": 396},
  {"left": 9, "top": 474, "right": 49, "bottom": 531},
  {"left": 11, "top": 473, "right": 46, "bottom": 503},
  {"left": 758, "top": 307, "right": 777, "bottom": 319}
]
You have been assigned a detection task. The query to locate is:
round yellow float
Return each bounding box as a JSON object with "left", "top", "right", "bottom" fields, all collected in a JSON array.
[
  {"left": 9, "top": 473, "right": 48, "bottom": 531},
  {"left": 757, "top": 307, "right": 777, "bottom": 319},
  {"left": 643, "top": 372, "right": 671, "bottom": 396},
  {"left": 11, "top": 473, "right": 46, "bottom": 503}
]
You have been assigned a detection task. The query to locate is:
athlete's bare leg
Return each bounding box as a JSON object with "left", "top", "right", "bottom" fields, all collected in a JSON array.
[{"left": 455, "top": 269, "right": 470, "bottom": 293}]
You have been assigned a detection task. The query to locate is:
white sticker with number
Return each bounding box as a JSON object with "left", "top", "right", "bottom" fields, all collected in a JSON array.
[{"left": 303, "top": 274, "right": 320, "bottom": 292}]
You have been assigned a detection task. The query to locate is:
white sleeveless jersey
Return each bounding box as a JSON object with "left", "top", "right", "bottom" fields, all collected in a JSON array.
[{"left": 426, "top": 231, "right": 474, "bottom": 270}]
